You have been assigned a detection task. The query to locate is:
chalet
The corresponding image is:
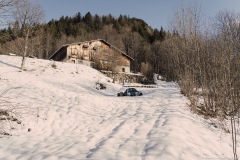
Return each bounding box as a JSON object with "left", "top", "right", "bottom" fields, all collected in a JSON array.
[{"left": 49, "top": 39, "right": 134, "bottom": 73}]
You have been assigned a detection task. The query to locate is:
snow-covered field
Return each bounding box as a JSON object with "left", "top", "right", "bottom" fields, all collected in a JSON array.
[{"left": 0, "top": 55, "right": 236, "bottom": 160}]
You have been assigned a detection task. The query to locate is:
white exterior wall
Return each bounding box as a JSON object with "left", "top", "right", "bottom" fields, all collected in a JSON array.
[{"left": 115, "top": 66, "right": 130, "bottom": 73}]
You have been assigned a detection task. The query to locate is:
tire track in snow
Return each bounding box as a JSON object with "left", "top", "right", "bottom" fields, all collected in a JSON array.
[{"left": 85, "top": 96, "right": 166, "bottom": 159}]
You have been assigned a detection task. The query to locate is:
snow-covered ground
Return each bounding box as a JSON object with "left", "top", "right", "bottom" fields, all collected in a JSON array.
[{"left": 0, "top": 55, "right": 236, "bottom": 160}]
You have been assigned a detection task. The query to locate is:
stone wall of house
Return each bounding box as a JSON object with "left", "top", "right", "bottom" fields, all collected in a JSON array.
[
  {"left": 65, "top": 40, "right": 131, "bottom": 73},
  {"left": 101, "top": 71, "right": 145, "bottom": 83}
]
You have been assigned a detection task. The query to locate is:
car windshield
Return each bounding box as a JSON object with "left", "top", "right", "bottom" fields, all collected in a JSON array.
[{"left": 128, "top": 88, "right": 137, "bottom": 92}]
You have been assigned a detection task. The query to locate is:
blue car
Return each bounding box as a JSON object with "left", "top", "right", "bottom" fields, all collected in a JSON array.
[{"left": 117, "top": 88, "right": 143, "bottom": 96}]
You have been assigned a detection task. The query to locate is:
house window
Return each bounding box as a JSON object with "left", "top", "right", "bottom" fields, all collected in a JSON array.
[
  {"left": 122, "top": 68, "right": 125, "bottom": 72},
  {"left": 83, "top": 45, "right": 89, "bottom": 48},
  {"left": 71, "top": 59, "right": 76, "bottom": 63}
]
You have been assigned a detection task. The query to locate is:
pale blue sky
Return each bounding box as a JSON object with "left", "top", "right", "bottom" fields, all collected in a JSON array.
[{"left": 39, "top": 0, "right": 240, "bottom": 30}]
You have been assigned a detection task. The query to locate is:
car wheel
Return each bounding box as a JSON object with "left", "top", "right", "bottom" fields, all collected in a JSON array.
[{"left": 118, "top": 92, "right": 123, "bottom": 97}]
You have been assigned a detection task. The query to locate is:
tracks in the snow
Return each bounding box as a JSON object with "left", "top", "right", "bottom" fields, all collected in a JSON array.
[{"left": 85, "top": 95, "right": 170, "bottom": 159}]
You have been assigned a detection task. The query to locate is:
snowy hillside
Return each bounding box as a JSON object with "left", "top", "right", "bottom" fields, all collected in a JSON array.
[{"left": 0, "top": 55, "right": 236, "bottom": 160}]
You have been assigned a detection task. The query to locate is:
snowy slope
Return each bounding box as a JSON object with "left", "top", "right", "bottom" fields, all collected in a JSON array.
[{"left": 0, "top": 55, "right": 236, "bottom": 160}]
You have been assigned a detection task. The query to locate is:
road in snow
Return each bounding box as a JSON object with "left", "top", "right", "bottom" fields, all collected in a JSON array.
[{"left": 0, "top": 55, "right": 235, "bottom": 160}]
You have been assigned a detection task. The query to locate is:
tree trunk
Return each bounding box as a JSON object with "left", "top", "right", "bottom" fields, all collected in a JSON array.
[{"left": 21, "top": 29, "right": 29, "bottom": 70}]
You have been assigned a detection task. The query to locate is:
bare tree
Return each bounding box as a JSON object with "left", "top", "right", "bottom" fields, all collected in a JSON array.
[
  {"left": 12, "top": 0, "right": 44, "bottom": 70},
  {"left": 168, "top": 6, "right": 240, "bottom": 159},
  {"left": 213, "top": 10, "right": 240, "bottom": 160},
  {"left": 168, "top": 2, "right": 205, "bottom": 106},
  {"left": 122, "top": 32, "right": 145, "bottom": 73},
  {"left": 0, "top": 0, "right": 16, "bottom": 25}
]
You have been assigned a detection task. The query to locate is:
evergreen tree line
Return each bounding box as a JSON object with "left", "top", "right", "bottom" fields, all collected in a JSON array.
[{"left": 0, "top": 11, "right": 166, "bottom": 77}]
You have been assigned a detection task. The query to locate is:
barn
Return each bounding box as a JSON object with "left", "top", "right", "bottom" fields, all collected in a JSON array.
[{"left": 49, "top": 39, "right": 134, "bottom": 73}]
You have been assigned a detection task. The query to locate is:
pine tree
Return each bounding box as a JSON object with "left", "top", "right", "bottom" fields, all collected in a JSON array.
[
  {"left": 83, "top": 12, "right": 93, "bottom": 26},
  {"left": 74, "top": 12, "right": 82, "bottom": 24},
  {"left": 159, "top": 26, "right": 165, "bottom": 41},
  {"left": 93, "top": 14, "right": 102, "bottom": 31}
]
